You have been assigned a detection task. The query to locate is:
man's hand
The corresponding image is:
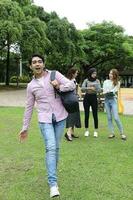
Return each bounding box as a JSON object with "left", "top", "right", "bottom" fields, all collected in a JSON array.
[
  {"left": 19, "top": 130, "right": 28, "bottom": 143},
  {"left": 50, "top": 80, "right": 60, "bottom": 89}
]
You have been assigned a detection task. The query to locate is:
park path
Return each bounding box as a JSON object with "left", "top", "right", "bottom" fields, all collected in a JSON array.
[
  {"left": 0, "top": 89, "right": 26, "bottom": 107},
  {"left": 0, "top": 88, "right": 133, "bottom": 115}
]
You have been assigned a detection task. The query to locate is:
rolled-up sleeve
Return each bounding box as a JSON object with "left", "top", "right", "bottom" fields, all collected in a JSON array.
[
  {"left": 96, "top": 80, "right": 101, "bottom": 92},
  {"left": 81, "top": 79, "right": 88, "bottom": 92},
  {"left": 22, "top": 85, "right": 35, "bottom": 131}
]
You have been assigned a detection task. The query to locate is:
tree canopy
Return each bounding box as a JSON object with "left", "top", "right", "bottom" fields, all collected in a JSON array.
[
  {"left": 0, "top": 0, "right": 25, "bottom": 85},
  {"left": 0, "top": 0, "right": 133, "bottom": 85}
]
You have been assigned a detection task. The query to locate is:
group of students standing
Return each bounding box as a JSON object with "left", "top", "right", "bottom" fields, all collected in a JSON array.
[
  {"left": 65, "top": 67, "right": 126, "bottom": 141},
  {"left": 19, "top": 54, "right": 126, "bottom": 198}
]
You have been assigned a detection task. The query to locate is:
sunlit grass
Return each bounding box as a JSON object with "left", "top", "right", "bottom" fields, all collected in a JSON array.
[{"left": 0, "top": 107, "right": 133, "bottom": 200}]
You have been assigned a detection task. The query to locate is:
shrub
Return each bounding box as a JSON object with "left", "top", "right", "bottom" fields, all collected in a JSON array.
[{"left": 10, "top": 75, "right": 31, "bottom": 83}]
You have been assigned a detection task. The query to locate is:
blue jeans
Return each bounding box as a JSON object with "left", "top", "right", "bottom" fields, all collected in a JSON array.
[
  {"left": 39, "top": 119, "right": 66, "bottom": 187},
  {"left": 104, "top": 98, "right": 123, "bottom": 134}
]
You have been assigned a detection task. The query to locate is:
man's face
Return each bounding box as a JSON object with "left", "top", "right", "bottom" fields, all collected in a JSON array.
[{"left": 30, "top": 56, "right": 44, "bottom": 76}]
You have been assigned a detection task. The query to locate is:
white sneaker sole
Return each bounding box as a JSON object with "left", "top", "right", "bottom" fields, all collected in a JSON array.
[
  {"left": 94, "top": 132, "right": 98, "bottom": 137},
  {"left": 50, "top": 186, "right": 60, "bottom": 198}
]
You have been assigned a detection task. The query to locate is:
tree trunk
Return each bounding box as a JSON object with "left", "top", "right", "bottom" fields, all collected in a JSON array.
[{"left": 5, "top": 35, "right": 10, "bottom": 86}]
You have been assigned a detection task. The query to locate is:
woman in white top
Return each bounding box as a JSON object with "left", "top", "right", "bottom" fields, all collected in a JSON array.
[{"left": 103, "top": 69, "right": 126, "bottom": 140}]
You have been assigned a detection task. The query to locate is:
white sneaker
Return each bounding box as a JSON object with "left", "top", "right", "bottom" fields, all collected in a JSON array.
[
  {"left": 50, "top": 185, "right": 60, "bottom": 198},
  {"left": 121, "top": 134, "right": 126, "bottom": 140},
  {"left": 94, "top": 131, "right": 98, "bottom": 137},
  {"left": 84, "top": 131, "right": 89, "bottom": 137}
]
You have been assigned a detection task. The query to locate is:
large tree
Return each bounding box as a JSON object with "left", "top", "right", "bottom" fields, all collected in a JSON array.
[
  {"left": 0, "top": 0, "right": 24, "bottom": 85},
  {"left": 46, "top": 13, "right": 84, "bottom": 73},
  {"left": 121, "top": 36, "right": 133, "bottom": 69},
  {"left": 20, "top": 17, "right": 50, "bottom": 60},
  {"left": 18, "top": 3, "right": 50, "bottom": 66},
  {"left": 0, "top": 1, "right": 50, "bottom": 84},
  {"left": 81, "top": 21, "right": 131, "bottom": 77},
  {"left": 1, "top": 1, "right": 133, "bottom": 84}
]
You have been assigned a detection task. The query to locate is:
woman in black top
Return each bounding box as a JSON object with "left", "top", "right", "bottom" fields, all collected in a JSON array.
[
  {"left": 82, "top": 68, "right": 101, "bottom": 138},
  {"left": 65, "top": 67, "right": 81, "bottom": 141}
]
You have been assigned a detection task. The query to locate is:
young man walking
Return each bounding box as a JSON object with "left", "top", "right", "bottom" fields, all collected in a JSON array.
[{"left": 19, "top": 54, "right": 75, "bottom": 198}]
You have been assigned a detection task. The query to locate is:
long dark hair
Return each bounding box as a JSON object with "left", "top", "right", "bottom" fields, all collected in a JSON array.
[{"left": 67, "top": 67, "right": 78, "bottom": 80}]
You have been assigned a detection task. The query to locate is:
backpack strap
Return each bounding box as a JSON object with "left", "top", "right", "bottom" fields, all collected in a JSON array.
[
  {"left": 50, "top": 70, "right": 57, "bottom": 98},
  {"left": 50, "top": 70, "right": 56, "bottom": 81}
]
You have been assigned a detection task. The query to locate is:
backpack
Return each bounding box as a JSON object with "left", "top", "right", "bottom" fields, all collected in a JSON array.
[{"left": 50, "top": 71, "right": 79, "bottom": 113}]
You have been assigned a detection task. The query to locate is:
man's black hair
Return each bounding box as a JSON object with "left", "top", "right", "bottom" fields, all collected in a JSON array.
[{"left": 29, "top": 54, "right": 45, "bottom": 65}]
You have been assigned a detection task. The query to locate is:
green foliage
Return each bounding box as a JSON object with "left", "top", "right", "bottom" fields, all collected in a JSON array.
[
  {"left": 10, "top": 75, "right": 31, "bottom": 83},
  {"left": 0, "top": 1, "right": 133, "bottom": 85},
  {"left": 0, "top": 0, "right": 25, "bottom": 85},
  {"left": 20, "top": 17, "right": 50, "bottom": 58},
  {"left": 35, "top": 6, "right": 51, "bottom": 22},
  {"left": 0, "top": 0, "right": 24, "bottom": 48},
  {"left": 46, "top": 17, "right": 84, "bottom": 73},
  {"left": 11, "top": 0, "right": 33, "bottom": 6},
  {"left": 81, "top": 21, "right": 132, "bottom": 76}
]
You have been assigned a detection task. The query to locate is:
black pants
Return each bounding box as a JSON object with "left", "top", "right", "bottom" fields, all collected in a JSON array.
[{"left": 83, "top": 93, "right": 98, "bottom": 129}]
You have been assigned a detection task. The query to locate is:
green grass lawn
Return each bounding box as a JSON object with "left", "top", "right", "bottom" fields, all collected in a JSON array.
[{"left": 0, "top": 107, "right": 133, "bottom": 200}]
